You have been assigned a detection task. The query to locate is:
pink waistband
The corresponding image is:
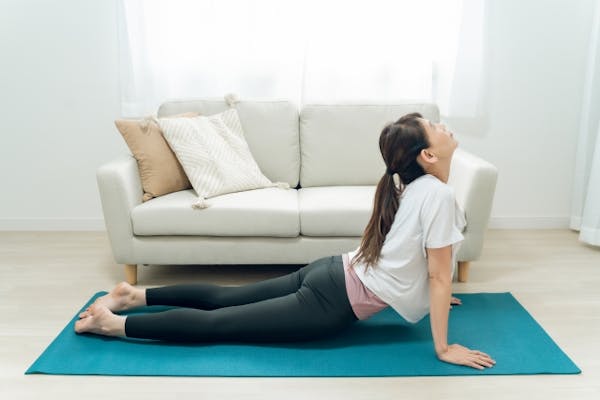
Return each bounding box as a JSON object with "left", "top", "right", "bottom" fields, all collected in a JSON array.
[{"left": 342, "top": 253, "right": 388, "bottom": 320}]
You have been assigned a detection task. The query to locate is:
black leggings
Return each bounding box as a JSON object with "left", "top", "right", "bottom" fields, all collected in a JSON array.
[{"left": 124, "top": 255, "right": 358, "bottom": 343}]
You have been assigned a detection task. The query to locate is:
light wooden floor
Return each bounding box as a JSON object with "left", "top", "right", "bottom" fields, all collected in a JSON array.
[{"left": 1, "top": 230, "right": 599, "bottom": 400}]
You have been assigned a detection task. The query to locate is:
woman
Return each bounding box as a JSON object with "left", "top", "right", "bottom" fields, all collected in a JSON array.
[{"left": 76, "top": 112, "right": 495, "bottom": 370}]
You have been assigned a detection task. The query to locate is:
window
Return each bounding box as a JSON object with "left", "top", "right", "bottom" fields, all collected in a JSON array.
[{"left": 117, "top": 0, "right": 483, "bottom": 119}]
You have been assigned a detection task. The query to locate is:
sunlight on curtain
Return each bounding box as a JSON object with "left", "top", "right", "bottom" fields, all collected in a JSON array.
[
  {"left": 117, "top": 0, "right": 482, "bottom": 119},
  {"left": 570, "top": 0, "right": 600, "bottom": 247}
]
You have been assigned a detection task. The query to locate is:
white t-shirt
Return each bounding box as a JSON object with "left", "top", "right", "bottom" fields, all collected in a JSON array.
[{"left": 347, "top": 174, "right": 466, "bottom": 323}]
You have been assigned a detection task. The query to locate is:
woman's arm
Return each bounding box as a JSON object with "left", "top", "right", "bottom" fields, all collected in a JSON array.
[
  {"left": 427, "top": 245, "right": 453, "bottom": 355},
  {"left": 427, "top": 245, "right": 496, "bottom": 370}
]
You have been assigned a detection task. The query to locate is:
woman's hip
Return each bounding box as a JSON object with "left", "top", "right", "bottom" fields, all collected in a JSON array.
[{"left": 301, "top": 255, "right": 357, "bottom": 322}]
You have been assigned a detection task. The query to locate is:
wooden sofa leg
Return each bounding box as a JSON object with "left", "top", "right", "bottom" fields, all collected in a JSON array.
[
  {"left": 457, "top": 261, "right": 470, "bottom": 282},
  {"left": 125, "top": 264, "right": 138, "bottom": 285}
]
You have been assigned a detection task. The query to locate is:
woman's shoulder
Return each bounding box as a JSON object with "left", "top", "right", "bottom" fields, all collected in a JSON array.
[{"left": 408, "top": 176, "right": 455, "bottom": 216}]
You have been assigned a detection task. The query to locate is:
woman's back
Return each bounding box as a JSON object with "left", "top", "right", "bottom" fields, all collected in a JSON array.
[{"left": 348, "top": 174, "right": 466, "bottom": 323}]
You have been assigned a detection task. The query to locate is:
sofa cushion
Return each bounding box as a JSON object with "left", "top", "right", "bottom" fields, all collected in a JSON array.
[
  {"left": 299, "top": 103, "right": 440, "bottom": 187},
  {"left": 298, "top": 186, "right": 376, "bottom": 236},
  {"left": 114, "top": 112, "right": 197, "bottom": 202},
  {"left": 158, "top": 109, "right": 288, "bottom": 209},
  {"left": 132, "top": 188, "right": 299, "bottom": 237},
  {"left": 158, "top": 99, "right": 300, "bottom": 189}
]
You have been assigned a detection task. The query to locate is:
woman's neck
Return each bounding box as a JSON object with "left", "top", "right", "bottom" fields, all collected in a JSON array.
[{"left": 425, "top": 160, "right": 451, "bottom": 183}]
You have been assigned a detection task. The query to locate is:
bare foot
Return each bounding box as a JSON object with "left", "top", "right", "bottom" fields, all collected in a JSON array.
[
  {"left": 79, "top": 282, "right": 145, "bottom": 319},
  {"left": 74, "top": 304, "right": 126, "bottom": 337}
]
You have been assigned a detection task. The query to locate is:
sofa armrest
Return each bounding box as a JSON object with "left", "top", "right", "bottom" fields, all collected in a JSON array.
[
  {"left": 448, "top": 148, "right": 498, "bottom": 262},
  {"left": 96, "top": 154, "right": 143, "bottom": 263}
]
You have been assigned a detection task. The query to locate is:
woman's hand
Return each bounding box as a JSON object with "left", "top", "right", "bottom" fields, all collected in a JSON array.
[{"left": 437, "top": 344, "right": 496, "bottom": 370}]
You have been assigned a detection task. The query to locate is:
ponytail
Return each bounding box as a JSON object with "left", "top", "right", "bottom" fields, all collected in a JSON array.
[{"left": 349, "top": 113, "right": 428, "bottom": 271}]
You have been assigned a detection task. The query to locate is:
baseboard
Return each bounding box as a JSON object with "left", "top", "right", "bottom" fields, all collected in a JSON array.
[
  {"left": 0, "top": 218, "right": 106, "bottom": 231},
  {"left": 487, "top": 216, "right": 570, "bottom": 229},
  {"left": 0, "top": 216, "right": 571, "bottom": 231}
]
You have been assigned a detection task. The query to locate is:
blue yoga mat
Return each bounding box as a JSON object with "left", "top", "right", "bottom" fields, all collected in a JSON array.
[{"left": 25, "top": 292, "right": 580, "bottom": 377}]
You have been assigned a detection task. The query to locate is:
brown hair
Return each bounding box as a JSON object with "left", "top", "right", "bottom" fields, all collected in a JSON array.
[{"left": 349, "top": 112, "right": 430, "bottom": 271}]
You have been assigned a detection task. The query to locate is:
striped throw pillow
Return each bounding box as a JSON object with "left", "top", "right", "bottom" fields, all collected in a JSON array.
[{"left": 158, "top": 108, "right": 290, "bottom": 209}]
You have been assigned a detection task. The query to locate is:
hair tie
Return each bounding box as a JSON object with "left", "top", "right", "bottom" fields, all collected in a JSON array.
[{"left": 386, "top": 168, "right": 395, "bottom": 176}]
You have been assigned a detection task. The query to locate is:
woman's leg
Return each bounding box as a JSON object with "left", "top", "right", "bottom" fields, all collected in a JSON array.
[
  {"left": 80, "top": 257, "right": 330, "bottom": 318},
  {"left": 122, "top": 256, "right": 358, "bottom": 342},
  {"left": 144, "top": 257, "right": 329, "bottom": 310}
]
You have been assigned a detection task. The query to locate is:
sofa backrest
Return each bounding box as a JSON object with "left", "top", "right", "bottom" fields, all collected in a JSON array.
[
  {"left": 158, "top": 99, "right": 300, "bottom": 188},
  {"left": 157, "top": 99, "right": 440, "bottom": 189},
  {"left": 299, "top": 103, "right": 440, "bottom": 187}
]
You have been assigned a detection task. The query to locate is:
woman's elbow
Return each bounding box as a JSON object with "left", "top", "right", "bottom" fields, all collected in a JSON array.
[{"left": 428, "top": 273, "right": 452, "bottom": 286}]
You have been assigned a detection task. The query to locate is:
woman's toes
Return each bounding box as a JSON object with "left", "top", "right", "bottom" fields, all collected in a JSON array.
[{"left": 76, "top": 305, "right": 100, "bottom": 333}]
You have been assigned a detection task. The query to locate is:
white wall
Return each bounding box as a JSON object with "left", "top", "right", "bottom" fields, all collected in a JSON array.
[
  {"left": 456, "top": 0, "right": 595, "bottom": 228},
  {"left": 0, "top": 0, "right": 122, "bottom": 230},
  {"left": 0, "top": 0, "right": 595, "bottom": 230}
]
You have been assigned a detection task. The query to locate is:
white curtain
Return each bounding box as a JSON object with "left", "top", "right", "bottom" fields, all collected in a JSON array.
[
  {"left": 117, "top": 0, "right": 484, "bottom": 120},
  {"left": 570, "top": 0, "right": 600, "bottom": 247}
]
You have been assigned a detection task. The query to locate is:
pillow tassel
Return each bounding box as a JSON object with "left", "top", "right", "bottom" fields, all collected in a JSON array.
[
  {"left": 224, "top": 93, "right": 240, "bottom": 108},
  {"left": 191, "top": 196, "right": 211, "bottom": 209}
]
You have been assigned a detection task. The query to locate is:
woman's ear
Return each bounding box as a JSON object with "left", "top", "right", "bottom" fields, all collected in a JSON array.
[{"left": 418, "top": 148, "right": 438, "bottom": 165}]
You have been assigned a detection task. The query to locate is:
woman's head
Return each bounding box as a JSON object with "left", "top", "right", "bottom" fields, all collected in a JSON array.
[
  {"left": 380, "top": 112, "right": 430, "bottom": 184},
  {"left": 414, "top": 117, "right": 458, "bottom": 172},
  {"left": 382, "top": 113, "right": 458, "bottom": 181},
  {"left": 349, "top": 112, "right": 458, "bottom": 271}
]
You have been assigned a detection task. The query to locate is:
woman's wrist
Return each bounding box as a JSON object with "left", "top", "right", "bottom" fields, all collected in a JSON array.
[{"left": 435, "top": 344, "right": 449, "bottom": 356}]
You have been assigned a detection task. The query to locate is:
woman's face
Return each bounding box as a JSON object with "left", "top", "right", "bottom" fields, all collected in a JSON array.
[{"left": 418, "top": 118, "right": 458, "bottom": 159}]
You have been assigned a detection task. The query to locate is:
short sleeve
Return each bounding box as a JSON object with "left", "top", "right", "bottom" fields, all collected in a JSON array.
[{"left": 420, "top": 184, "right": 464, "bottom": 253}]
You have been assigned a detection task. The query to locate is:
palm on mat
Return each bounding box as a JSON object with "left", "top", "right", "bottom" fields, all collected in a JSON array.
[{"left": 450, "top": 296, "right": 462, "bottom": 309}]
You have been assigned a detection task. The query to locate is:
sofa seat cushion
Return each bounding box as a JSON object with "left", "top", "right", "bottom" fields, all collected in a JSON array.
[
  {"left": 132, "top": 188, "right": 299, "bottom": 237},
  {"left": 298, "top": 186, "right": 376, "bottom": 236}
]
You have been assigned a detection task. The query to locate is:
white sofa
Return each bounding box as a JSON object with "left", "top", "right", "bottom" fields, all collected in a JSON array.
[{"left": 97, "top": 99, "right": 498, "bottom": 285}]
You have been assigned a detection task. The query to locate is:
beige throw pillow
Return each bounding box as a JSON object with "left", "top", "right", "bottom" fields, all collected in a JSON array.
[
  {"left": 115, "top": 112, "right": 197, "bottom": 202},
  {"left": 158, "top": 107, "right": 290, "bottom": 209}
]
